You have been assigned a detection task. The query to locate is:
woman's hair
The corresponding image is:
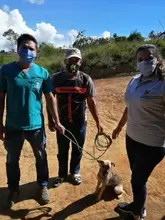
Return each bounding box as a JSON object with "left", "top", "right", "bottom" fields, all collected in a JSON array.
[{"left": 136, "top": 44, "right": 163, "bottom": 79}]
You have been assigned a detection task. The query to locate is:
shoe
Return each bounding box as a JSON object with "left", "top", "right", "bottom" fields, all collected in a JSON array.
[
  {"left": 114, "top": 202, "right": 146, "bottom": 220},
  {"left": 52, "top": 177, "right": 65, "bottom": 188},
  {"left": 71, "top": 174, "right": 82, "bottom": 185},
  {"left": 141, "top": 208, "right": 147, "bottom": 219},
  {"left": 40, "top": 186, "right": 49, "bottom": 204},
  {"left": 6, "top": 189, "right": 19, "bottom": 209}
]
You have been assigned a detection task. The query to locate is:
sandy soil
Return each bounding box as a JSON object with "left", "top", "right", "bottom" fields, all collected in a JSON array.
[{"left": 0, "top": 76, "right": 164, "bottom": 220}]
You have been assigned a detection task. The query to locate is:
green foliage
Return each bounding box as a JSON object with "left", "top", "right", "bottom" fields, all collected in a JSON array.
[
  {"left": 127, "top": 30, "right": 144, "bottom": 42},
  {"left": 3, "top": 29, "right": 19, "bottom": 51},
  {"left": 2, "top": 29, "right": 165, "bottom": 78},
  {"left": 0, "top": 55, "right": 4, "bottom": 66},
  {"left": 73, "top": 30, "right": 110, "bottom": 49}
]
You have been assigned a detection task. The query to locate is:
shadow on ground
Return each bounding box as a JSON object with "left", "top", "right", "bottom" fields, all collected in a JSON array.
[
  {"left": 0, "top": 180, "right": 117, "bottom": 220},
  {"left": 0, "top": 178, "right": 57, "bottom": 219},
  {"left": 52, "top": 186, "right": 117, "bottom": 220}
]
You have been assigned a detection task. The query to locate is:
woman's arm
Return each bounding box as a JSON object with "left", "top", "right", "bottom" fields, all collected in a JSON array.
[{"left": 112, "top": 107, "right": 128, "bottom": 139}]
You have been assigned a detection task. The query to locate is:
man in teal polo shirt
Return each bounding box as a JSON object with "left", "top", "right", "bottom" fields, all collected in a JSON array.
[{"left": 0, "top": 34, "right": 65, "bottom": 208}]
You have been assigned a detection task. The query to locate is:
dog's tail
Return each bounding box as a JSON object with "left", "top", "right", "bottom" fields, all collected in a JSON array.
[{"left": 114, "top": 184, "right": 125, "bottom": 195}]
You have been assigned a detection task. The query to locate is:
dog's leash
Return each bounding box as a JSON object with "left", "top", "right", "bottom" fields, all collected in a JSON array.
[
  {"left": 63, "top": 128, "right": 112, "bottom": 161},
  {"left": 56, "top": 93, "right": 112, "bottom": 161}
]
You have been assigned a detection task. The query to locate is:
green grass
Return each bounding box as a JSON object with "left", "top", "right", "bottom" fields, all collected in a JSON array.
[{"left": 1, "top": 39, "right": 165, "bottom": 79}]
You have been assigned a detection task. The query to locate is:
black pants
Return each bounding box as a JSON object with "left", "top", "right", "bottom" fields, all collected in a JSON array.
[
  {"left": 56, "top": 122, "right": 87, "bottom": 178},
  {"left": 4, "top": 128, "right": 48, "bottom": 191},
  {"left": 126, "top": 134, "right": 165, "bottom": 215}
]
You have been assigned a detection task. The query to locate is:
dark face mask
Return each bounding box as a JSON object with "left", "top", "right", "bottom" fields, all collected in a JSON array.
[{"left": 66, "top": 63, "right": 80, "bottom": 74}]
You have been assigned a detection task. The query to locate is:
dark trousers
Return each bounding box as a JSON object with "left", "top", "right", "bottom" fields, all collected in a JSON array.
[
  {"left": 4, "top": 128, "right": 49, "bottom": 191},
  {"left": 126, "top": 134, "right": 165, "bottom": 215},
  {"left": 56, "top": 122, "right": 87, "bottom": 178}
]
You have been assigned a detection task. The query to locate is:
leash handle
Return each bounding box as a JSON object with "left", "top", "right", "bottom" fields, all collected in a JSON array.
[{"left": 64, "top": 129, "right": 113, "bottom": 161}]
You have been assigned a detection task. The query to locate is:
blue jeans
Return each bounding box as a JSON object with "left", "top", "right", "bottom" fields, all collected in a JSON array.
[
  {"left": 4, "top": 128, "right": 49, "bottom": 191},
  {"left": 126, "top": 135, "right": 165, "bottom": 215},
  {"left": 56, "top": 122, "right": 87, "bottom": 178}
]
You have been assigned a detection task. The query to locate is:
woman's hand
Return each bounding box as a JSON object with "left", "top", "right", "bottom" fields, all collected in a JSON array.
[{"left": 112, "top": 125, "right": 122, "bottom": 139}]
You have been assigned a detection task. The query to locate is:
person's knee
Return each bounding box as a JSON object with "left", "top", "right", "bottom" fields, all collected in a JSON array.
[
  {"left": 6, "top": 152, "right": 20, "bottom": 164},
  {"left": 72, "top": 146, "right": 83, "bottom": 154},
  {"left": 131, "top": 175, "right": 146, "bottom": 191},
  {"left": 34, "top": 148, "right": 47, "bottom": 162},
  {"left": 57, "top": 151, "right": 68, "bottom": 161}
]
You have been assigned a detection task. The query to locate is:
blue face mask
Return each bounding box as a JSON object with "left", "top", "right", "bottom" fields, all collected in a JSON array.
[{"left": 18, "top": 48, "right": 36, "bottom": 64}]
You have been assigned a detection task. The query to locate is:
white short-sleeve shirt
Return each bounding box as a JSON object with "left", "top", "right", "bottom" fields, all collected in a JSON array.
[{"left": 125, "top": 73, "right": 165, "bottom": 147}]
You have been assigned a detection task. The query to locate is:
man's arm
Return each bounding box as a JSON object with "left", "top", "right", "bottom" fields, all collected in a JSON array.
[
  {"left": 43, "top": 71, "right": 64, "bottom": 134},
  {"left": 0, "top": 93, "right": 5, "bottom": 125},
  {"left": 45, "top": 92, "right": 60, "bottom": 125},
  {"left": 0, "top": 93, "right": 5, "bottom": 140},
  {"left": 86, "top": 76, "right": 103, "bottom": 133},
  {"left": 0, "top": 66, "right": 6, "bottom": 140},
  {"left": 87, "top": 96, "right": 102, "bottom": 131},
  {"left": 44, "top": 73, "right": 58, "bottom": 128}
]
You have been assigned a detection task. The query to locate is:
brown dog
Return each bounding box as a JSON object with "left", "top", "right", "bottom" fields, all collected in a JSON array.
[{"left": 94, "top": 160, "right": 125, "bottom": 201}]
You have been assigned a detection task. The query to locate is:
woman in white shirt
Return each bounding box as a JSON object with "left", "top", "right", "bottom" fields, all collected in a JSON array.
[{"left": 112, "top": 44, "right": 165, "bottom": 220}]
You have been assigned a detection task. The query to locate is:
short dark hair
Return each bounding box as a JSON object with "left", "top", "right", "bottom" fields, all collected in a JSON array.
[{"left": 17, "top": 34, "right": 38, "bottom": 49}]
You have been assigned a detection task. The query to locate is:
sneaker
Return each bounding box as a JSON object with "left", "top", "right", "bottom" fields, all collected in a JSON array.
[
  {"left": 52, "top": 177, "right": 65, "bottom": 188},
  {"left": 114, "top": 202, "right": 146, "bottom": 220},
  {"left": 141, "top": 208, "right": 147, "bottom": 219},
  {"left": 71, "top": 174, "right": 82, "bottom": 185},
  {"left": 40, "top": 187, "right": 49, "bottom": 204},
  {"left": 6, "top": 189, "right": 19, "bottom": 209},
  {"left": 114, "top": 202, "right": 134, "bottom": 216}
]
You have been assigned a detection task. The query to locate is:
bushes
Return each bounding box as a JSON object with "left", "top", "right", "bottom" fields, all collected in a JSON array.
[{"left": 1, "top": 39, "right": 165, "bottom": 78}]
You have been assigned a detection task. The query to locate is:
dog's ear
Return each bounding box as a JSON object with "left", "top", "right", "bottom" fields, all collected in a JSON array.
[
  {"left": 97, "top": 160, "right": 104, "bottom": 166},
  {"left": 111, "top": 162, "right": 115, "bottom": 167}
]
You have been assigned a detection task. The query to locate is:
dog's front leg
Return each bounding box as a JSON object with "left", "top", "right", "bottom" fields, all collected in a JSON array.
[
  {"left": 94, "top": 179, "right": 101, "bottom": 195},
  {"left": 96, "top": 183, "right": 106, "bottom": 202}
]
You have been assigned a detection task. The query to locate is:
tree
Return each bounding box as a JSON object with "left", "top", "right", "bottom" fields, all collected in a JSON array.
[
  {"left": 73, "top": 30, "right": 110, "bottom": 48},
  {"left": 113, "top": 33, "right": 118, "bottom": 39},
  {"left": 38, "top": 42, "right": 56, "bottom": 56},
  {"left": 148, "top": 30, "right": 157, "bottom": 39},
  {"left": 38, "top": 42, "right": 64, "bottom": 58},
  {"left": 127, "top": 30, "right": 144, "bottom": 42},
  {"left": 3, "top": 29, "right": 19, "bottom": 51},
  {"left": 73, "top": 30, "right": 86, "bottom": 48}
]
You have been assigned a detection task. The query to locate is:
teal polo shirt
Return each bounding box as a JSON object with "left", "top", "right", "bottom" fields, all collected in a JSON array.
[{"left": 0, "top": 62, "right": 52, "bottom": 130}]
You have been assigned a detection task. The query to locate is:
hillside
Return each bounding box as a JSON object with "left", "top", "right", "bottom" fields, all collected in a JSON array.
[{"left": 1, "top": 36, "right": 165, "bottom": 78}]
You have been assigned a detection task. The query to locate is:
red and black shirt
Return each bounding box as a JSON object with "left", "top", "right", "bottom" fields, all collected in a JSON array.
[{"left": 51, "top": 71, "right": 95, "bottom": 126}]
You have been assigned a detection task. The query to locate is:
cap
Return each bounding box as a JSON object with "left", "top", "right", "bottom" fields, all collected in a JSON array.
[{"left": 65, "top": 48, "right": 82, "bottom": 59}]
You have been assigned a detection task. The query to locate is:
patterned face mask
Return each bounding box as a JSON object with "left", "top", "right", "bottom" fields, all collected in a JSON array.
[{"left": 66, "top": 63, "right": 81, "bottom": 74}]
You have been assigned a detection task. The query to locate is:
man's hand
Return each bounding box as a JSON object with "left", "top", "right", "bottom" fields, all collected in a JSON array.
[
  {"left": 96, "top": 122, "right": 103, "bottom": 134},
  {"left": 0, "top": 125, "right": 5, "bottom": 141},
  {"left": 48, "top": 120, "right": 56, "bottom": 132},
  {"left": 56, "top": 122, "right": 65, "bottom": 135},
  {"left": 48, "top": 120, "right": 65, "bottom": 135}
]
